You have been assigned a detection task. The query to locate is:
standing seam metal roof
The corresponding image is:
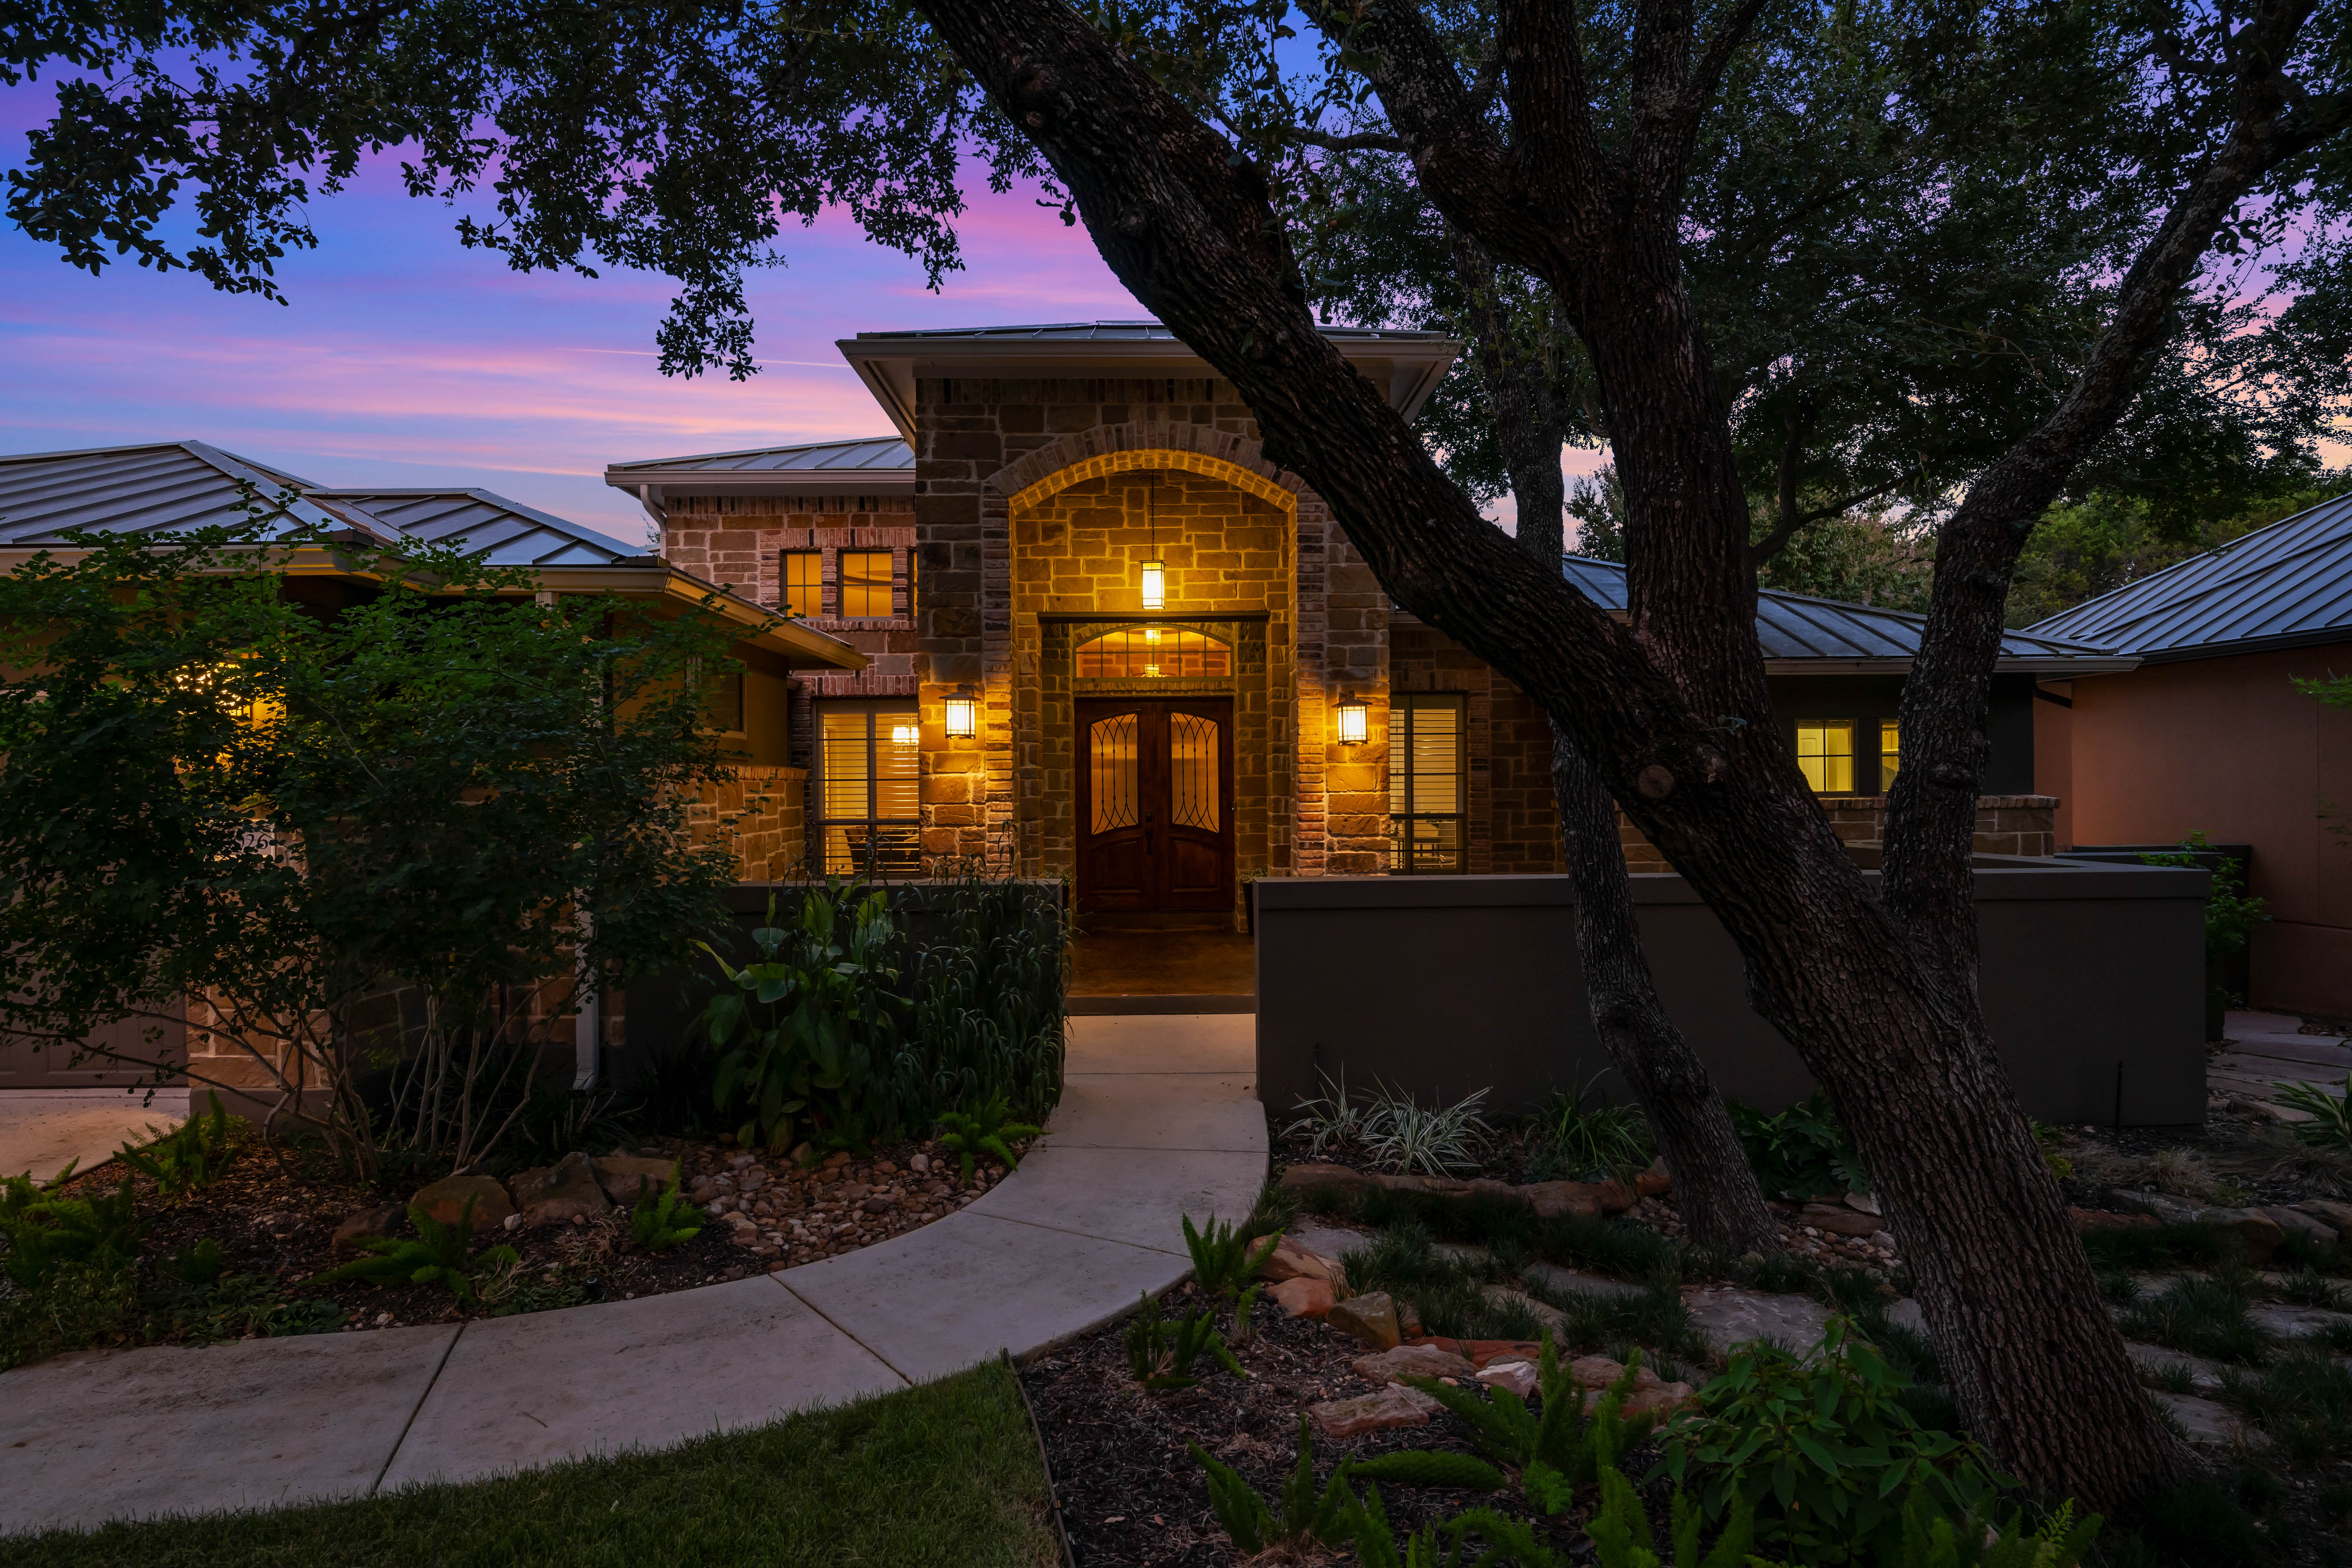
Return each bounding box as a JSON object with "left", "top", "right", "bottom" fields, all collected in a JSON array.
[
  {"left": 0, "top": 441, "right": 344, "bottom": 545},
  {"left": 605, "top": 436, "right": 912, "bottom": 477},
  {"left": 1561, "top": 556, "right": 2124, "bottom": 667},
  {"left": 0, "top": 441, "right": 645, "bottom": 564},
  {"left": 849, "top": 320, "right": 1454, "bottom": 344},
  {"left": 2023, "top": 491, "right": 2352, "bottom": 660}
]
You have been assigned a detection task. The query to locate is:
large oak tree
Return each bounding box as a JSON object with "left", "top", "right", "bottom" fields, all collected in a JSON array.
[{"left": 9, "top": 0, "right": 2350, "bottom": 1502}]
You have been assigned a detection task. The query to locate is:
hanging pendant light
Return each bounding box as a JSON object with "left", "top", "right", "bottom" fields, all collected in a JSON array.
[{"left": 1140, "top": 474, "right": 1166, "bottom": 610}]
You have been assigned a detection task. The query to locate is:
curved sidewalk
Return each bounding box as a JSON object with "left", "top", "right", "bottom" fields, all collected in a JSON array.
[{"left": 0, "top": 1014, "right": 1266, "bottom": 1536}]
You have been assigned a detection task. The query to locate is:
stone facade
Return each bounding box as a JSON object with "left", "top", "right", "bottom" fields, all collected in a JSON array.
[
  {"left": 688, "top": 765, "right": 810, "bottom": 880},
  {"left": 639, "top": 361, "right": 2069, "bottom": 907}
]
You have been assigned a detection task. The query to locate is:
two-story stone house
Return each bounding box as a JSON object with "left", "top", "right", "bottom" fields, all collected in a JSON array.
[{"left": 609, "top": 322, "right": 2130, "bottom": 922}]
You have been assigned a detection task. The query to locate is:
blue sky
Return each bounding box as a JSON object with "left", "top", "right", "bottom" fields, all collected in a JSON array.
[{"left": 0, "top": 104, "right": 1150, "bottom": 546}]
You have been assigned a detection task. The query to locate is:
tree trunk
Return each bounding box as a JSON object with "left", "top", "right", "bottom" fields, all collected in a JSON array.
[
  {"left": 1454, "top": 230, "right": 1778, "bottom": 1254},
  {"left": 1552, "top": 729, "right": 1782, "bottom": 1253},
  {"left": 911, "top": 0, "right": 2195, "bottom": 1503}
]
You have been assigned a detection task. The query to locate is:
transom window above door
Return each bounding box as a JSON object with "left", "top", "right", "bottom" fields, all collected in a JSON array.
[{"left": 1075, "top": 627, "right": 1231, "bottom": 679}]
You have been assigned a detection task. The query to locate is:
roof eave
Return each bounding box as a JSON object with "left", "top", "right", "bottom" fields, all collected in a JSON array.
[
  {"left": 2107, "top": 626, "right": 2352, "bottom": 666},
  {"left": 836, "top": 330, "right": 1464, "bottom": 443},
  {"left": 600, "top": 466, "right": 916, "bottom": 501}
]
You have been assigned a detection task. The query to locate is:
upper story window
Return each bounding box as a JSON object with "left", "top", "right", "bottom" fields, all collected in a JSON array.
[
  {"left": 782, "top": 551, "right": 822, "bottom": 619},
  {"left": 839, "top": 551, "right": 894, "bottom": 618},
  {"left": 1389, "top": 693, "right": 1465, "bottom": 874},
  {"left": 1075, "top": 627, "right": 1231, "bottom": 679}
]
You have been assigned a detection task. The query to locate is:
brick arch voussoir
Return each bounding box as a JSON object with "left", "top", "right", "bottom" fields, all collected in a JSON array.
[{"left": 993, "top": 426, "right": 1303, "bottom": 513}]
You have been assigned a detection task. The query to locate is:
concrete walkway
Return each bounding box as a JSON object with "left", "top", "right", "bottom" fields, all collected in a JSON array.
[
  {"left": 0, "top": 1088, "right": 186, "bottom": 1184},
  {"left": 2210, "top": 1009, "right": 2350, "bottom": 1121},
  {"left": 0, "top": 1014, "right": 1266, "bottom": 1536}
]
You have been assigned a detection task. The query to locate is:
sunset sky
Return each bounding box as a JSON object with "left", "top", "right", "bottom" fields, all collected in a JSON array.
[{"left": 0, "top": 91, "right": 1155, "bottom": 548}]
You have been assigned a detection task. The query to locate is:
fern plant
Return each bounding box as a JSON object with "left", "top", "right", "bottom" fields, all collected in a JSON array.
[
  {"left": 1189, "top": 1414, "right": 1362, "bottom": 1556},
  {"left": 1396, "top": 1330, "right": 1654, "bottom": 1507},
  {"left": 1125, "top": 1291, "right": 1244, "bottom": 1391},
  {"left": 313, "top": 1194, "right": 519, "bottom": 1304},
  {"left": 1585, "top": 1464, "right": 1756, "bottom": 1568},
  {"left": 0, "top": 1172, "right": 144, "bottom": 1291},
  {"left": 937, "top": 1093, "right": 1042, "bottom": 1185},
  {"left": 628, "top": 1168, "right": 704, "bottom": 1253},
  {"left": 116, "top": 1090, "right": 239, "bottom": 1201}
]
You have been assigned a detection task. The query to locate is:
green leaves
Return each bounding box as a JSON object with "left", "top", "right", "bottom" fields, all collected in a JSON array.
[
  {"left": 1124, "top": 1291, "right": 1245, "bottom": 1391},
  {"left": 936, "top": 1092, "right": 1042, "bottom": 1186},
  {"left": 116, "top": 1091, "right": 240, "bottom": 1202},
  {"left": 312, "top": 1194, "right": 520, "bottom": 1305},
  {"left": 628, "top": 1167, "right": 705, "bottom": 1254},
  {"left": 699, "top": 887, "right": 903, "bottom": 1155},
  {"left": 0, "top": 1172, "right": 145, "bottom": 1292},
  {"left": 1651, "top": 1318, "right": 2014, "bottom": 1563},
  {"left": 1727, "top": 1093, "right": 1871, "bottom": 1200}
]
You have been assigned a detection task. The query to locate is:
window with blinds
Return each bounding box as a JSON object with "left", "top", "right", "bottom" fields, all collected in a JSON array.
[
  {"left": 780, "top": 551, "right": 823, "bottom": 619},
  {"left": 1878, "top": 720, "right": 1900, "bottom": 792},
  {"left": 1388, "top": 694, "right": 1465, "bottom": 874},
  {"left": 819, "top": 705, "right": 921, "bottom": 876},
  {"left": 839, "top": 551, "right": 895, "bottom": 618}
]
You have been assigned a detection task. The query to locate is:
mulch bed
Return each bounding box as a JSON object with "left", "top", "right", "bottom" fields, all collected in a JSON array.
[
  {"left": 1019, "top": 1282, "right": 1592, "bottom": 1568},
  {"left": 37, "top": 1130, "right": 1016, "bottom": 1338}
]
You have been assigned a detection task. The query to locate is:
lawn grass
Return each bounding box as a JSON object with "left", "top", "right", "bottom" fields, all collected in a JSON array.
[{"left": 6, "top": 1361, "right": 1062, "bottom": 1568}]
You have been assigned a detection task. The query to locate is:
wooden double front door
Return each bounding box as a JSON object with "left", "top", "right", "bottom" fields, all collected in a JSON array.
[{"left": 1076, "top": 697, "right": 1234, "bottom": 914}]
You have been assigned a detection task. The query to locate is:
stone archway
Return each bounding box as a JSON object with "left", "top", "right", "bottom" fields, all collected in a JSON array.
[{"left": 971, "top": 426, "right": 1338, "bottom": 892}]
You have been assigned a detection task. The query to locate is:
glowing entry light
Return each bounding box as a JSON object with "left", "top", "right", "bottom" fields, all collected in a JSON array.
[
  {"left": 1334, "top": 696, "right": 1369, "bottom": 746},
  {"left": 889, "top": 722, "right": 921, "bottom": 747},
  {"left": 1139, "top": 558, "right": 1166, "bottom": 611},
  {"left": 943, "top": 688, "right": 979, "bottom": 741}
]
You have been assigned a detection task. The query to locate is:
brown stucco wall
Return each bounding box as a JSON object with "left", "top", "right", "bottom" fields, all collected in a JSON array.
[{"left": 2065, "top": 644, "right": 2352, "bottom": 1014}]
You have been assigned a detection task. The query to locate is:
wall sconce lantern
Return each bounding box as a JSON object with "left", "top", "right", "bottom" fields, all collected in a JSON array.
[
  {"left": 943, "top": 687, "right": 980, "bottom": 741},
  {"left": 1334, "top": 694, "right": 1369, "bottom": 746}
]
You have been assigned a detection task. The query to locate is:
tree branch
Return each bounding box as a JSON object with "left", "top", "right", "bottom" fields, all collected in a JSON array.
[{"left": 1279, "top": 125, "right": 1409, "bottom": 154}]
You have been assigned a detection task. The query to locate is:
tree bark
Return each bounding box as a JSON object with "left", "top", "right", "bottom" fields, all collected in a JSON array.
[
  {"left": 1454, "top": 231, "right": 1779, "bottom": 1254},
  {"left": 892, "top": 0, "right": 2342, "bottom": 1501},
  {"left": 1551, "top": 728, "right": 1783, "bottom": 1253}
]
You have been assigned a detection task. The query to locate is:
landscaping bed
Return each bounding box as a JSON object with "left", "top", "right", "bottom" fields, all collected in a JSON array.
[{"left": 8, "top": 1127, "right": 1023, "bottom": 1355}]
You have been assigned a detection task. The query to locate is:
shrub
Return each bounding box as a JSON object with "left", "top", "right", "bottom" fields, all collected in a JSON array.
[
  {"left": 894, "top": 865, "right": 1067, "bottom": 1129},
  {"left": 2272, "top": 1070, "right": 2352, "bottom": 1152},
  {"left": 1182, "top": 1212, "right": 1279, "bottom": 1342},
  {"left": 1359, "top": 1082, "right": 1493, "bottom": 1176},
  {"left": 628, "top": 1169, "right": 704, "bottom": 1253},
  {"left": 2117, "top": 1270, "right": 2271, "bottom": 1364},
  {"left": 116, "top": 1091, "right": 240, "bottom": 1201},
  {"left": 936, "top": 1093, "right": 1041, "bottom": 1186},
  {"left": 699, "top": 884, "right": 903, "bottom": 1154},
  {"left": 1190, "top": 1414, "right": 1361, "bottom": 1556},
  {"left": 1524, "top": 1076, "right": 1655, "bottom": 1181},
  {"left": 1654, "top": 1318, "right": 2011, "bottom": 1564},
  {"left": 313, "top": 1195, "right": 519, "bottom": 1305},
  {"left": 1394, "top": 1331, "right": 1655, "bottom": 1503},
  {"left": 1284, "top": 1067, "right": 1367, "bottom": 1157},
  {"left": 1728, "top": 1093, "right": 1869, "bottom": 1199},
  {"left": 1123, "top": 1291, "right": 1242, "bottom": 1391},
  {"left": 0, "top": 1172, "right": 144, "bottom": 1291}
]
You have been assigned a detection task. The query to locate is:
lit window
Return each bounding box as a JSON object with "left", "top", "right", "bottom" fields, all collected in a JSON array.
[
  {"left": 839, "top": 551, "right": 894, "bottom": 618},
  {"left": 1389, "top": 694, "right": 1464, "bottom": 873},
  {"left": 1074, "top": 627, "right": 1231, "bottom": 678},
  {"left": 1795, "top": 721, "right": 1856, "bottom": 794},
  {"left": 782, "top": 551, "right": 822, "bottom": 619},
  {"left": 1879, "top": 720, "right": 1900, "bottom": 792},
  {"left": 819, "top": 706, "right": 922, "bottom": 876}
]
